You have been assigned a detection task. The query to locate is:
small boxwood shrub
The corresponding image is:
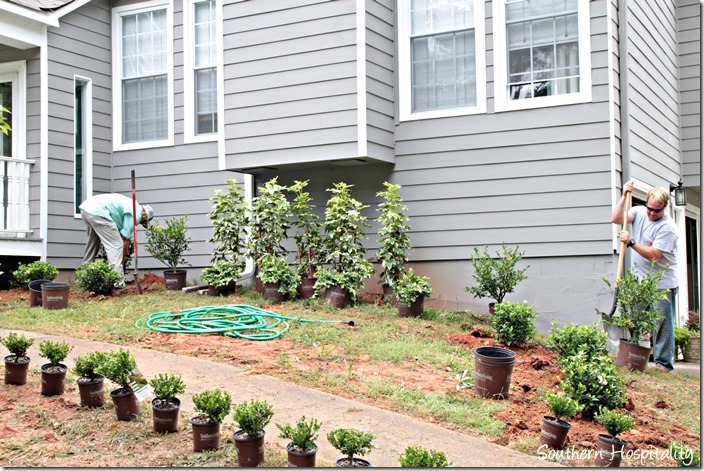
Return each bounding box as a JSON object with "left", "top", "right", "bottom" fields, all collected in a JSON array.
[
  {"left": 546, "top": 321, "right": 607, "bottom": 363},
  {"left": 13, "top": 261, "right": 58, "bottom": 285},
  {"left": 76, "top": 259, "right": 121, "bottom": 294},
  {"left": 594, "top": 407, "right": 634, "bottom": 439},
  {"left": 492, "top": 301, "right": 537, "bottom": 346},
  {"left": 398, "top": 445, "right": 451, "bottom": 467},
  {"left": 559, "top": 351, "right": 626, "bottom": 418}
]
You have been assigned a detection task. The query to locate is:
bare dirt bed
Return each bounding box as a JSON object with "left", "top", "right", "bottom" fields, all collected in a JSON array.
[{"left": 0, "top": 281, "right": 700, "bottom": 467}]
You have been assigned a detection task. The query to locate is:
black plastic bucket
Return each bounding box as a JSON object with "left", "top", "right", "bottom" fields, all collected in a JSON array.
[
  {"left": 28, "top": 279, "right": 51, "bottom": 307},
  {"left": 474, "top": 346, "right": 516, "bottom": 399}
]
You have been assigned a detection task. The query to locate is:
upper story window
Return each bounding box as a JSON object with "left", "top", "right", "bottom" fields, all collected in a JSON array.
[
  {"left": 112, "top": 1, "right": 173, "bottom": 150},
  {"left": 493, "top": 0, "right": 591, "bottom": 111},
  {"left": 184, "top": 0, "right": 221, "bottom": 142},
  {"left": 399, "top": 0, "right": 486, "bottom": 120}
]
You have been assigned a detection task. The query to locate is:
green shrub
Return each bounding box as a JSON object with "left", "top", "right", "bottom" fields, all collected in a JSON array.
[
  {"left": 559, "top": 352, "right": 626, "bottom": 418},
  {"left": 276, "top": 415, "right": 321, "bottom": 452},
  {"left": 97, "top": 348, "right": 137, "bottom": 390},
  {"left": 289, "top": 180, "right": 323, "bottom": 279},
  {"left": 13, "top": 261, "right": 58, "bottom": 285},
  {"left": 149, "top": 373, "right": 186, "bottom": 401},
  {"left": 674, "top": 326, "right": 693, "bottom": 358},
  {"left": 232, "top": 398, "right": 274, "bottom": 438},
  {"left": 200, "top": 259, "right": 243, "bottom": 288},
  {"left": 75, "top": 259, "right": 121, "bottom": 294},
  {"left": 492, "top": 301, "right": 537, "bottom": 346},
  {"left": 376, "top": 182, "right": 411, "bottom": 288},
  {"left": 669, "top": 440, "right": 701, "bottom": 467},
  {"left": 0, "top": 332, "right": 34, "bottom": 359},
  {"left": 465, "top": 243, "right": 529, "bottom": 304},
  {"left": 398, "top": 445, "right": 451, "bottom": 467},
  {"left": 38, "top": 340, "right": 72, "bottom": 366},
  {"left": 594, "top": 407, "right": 634, "bottom": 439},
  {"left": 257, "top": 253, "right": 299, "bottom": 298},
  {"left": 393, "top": 268, "right": 433, "bottom": 305},
  {"left": 546, "top": 321, "right": 607, "bottom": 363},
  {"left": 327, "top": 428, "right": 374, "bottom": 464},
  {"left": 192, "top": 389, "right": 231, "bottom": 424},
  {"left": 145, "top": 216, "right": 192, "bottom": 271},
  {"left": 208, "top": 179, "right": 249, "bottom": 265},
  {"left": 72, "top": 351, "right": 106, "bottom": 381},
  {"left": 545, "top": 392, "right": 581, "bottom": 422}
]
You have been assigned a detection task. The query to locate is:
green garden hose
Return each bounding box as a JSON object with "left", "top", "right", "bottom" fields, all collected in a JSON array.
[{"left": 135, "top": 304, "right": 353, "bottom": 341}]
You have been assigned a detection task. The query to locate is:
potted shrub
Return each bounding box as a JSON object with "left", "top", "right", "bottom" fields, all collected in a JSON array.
[
  {"left": 375, "top": 182, "right": 411, "bottom": 303},
  {"left": 14, "top": 260, "right": 58, "bottom": 307},
  {"left": 675, "top": 325, "right": 693, "bottom": 361},
  {"left": 465, "top": 243, "right": 529, "bottom": 314},
  {"left": 276, "top": 415, "right": 322, "bottom": 467},
  {"left": 1, "top": 332, "right": 34, "bottom": 385},
  {"left": 314, "top": 182, "right": 375, "bottom": 308},
  {"left": 75, "top": 259, "right": 122, "bottom": 295},
  {"left": 398, "top": 445, "right": 451, "bottom": 467},
  {"left": 540, "top": 391, "right": 582, "bottom": 450},
  {"left": 393, "top": 268, "right": 433, "bottom": 317},
  {"left": 207, "top": 179, "right": 250, "bottom": 273},
  {"left": 289, "top": 180, "right": 323, "bottom": 298},
  {"left": 257, "top": 253, "right": 299, "bottom": 303},
  {"left": 492, "top": 301, "right": 537, "bottom": 347},
  {"left": 97, "top": 348, "right": 140, "bottom": 421},
  {"left": 145, "top": 215, "right": 192, "bottom": 290},
  {"left": 191, "top": 388, "right": 231, "bottom": 452},
  {"left": 546, "top": 321, "right": 608, "bottom": 364},
  {"left": 684, "top": 310, "right": 700, "bottom": 362},
  {"left": 72, "top": 351, "right": 107, "bottom": 408},
  {"left": 232, "top": 398, "right": 274, "bottom": 467},
  {"left": 38, "top": 340, "right": 72, "bottom": 396},
  {"left": 150, "top": 373, "right": 186, "bottom": 433},
  {"left": 200, "top": 259, "right": 243, "bottom": 296},
  {"left": 327, "top": 427, "right": 374, "bottom": 467},
  {"left": 594, "top": 407, "right": 635, "bottom": 467},
  {"left": 668, "top": 440, "right": 701, "bottom": 467},
  {"left": 603, "top": 267, "right": 667, "bottom": 371},
  {"left": 248, "top": 177, "right": 291, "bottom": 292}
]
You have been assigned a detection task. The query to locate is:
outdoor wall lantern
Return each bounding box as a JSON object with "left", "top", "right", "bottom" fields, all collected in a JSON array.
[{"left": 669, "top": 180, "right": 687, "bottom": 206}]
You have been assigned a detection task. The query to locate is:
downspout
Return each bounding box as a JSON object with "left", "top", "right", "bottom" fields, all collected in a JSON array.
[{"left": 39, "top": 27, "right": 49, "bottom": 261}]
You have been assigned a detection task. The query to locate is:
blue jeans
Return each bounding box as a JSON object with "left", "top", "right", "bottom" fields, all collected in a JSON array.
[{"left": 652, "top": 288, "right": 677, "bottom": 371}]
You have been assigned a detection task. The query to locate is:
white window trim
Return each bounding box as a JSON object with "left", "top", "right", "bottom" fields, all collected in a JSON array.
[
  {"left": 183, "top": 0, "right": 222, "bottom": 144},
  {"left": 398, "top": 0, "right": 487, "bottom": 121},
  {"left": 111, "top": 0, "right": 174, "bottom": 151},
  {"left": 73, "top": 75, "right": 93, "bottom": 217},
  {"left": 492, "top": 0, "right": 592, "bottom": 112}
]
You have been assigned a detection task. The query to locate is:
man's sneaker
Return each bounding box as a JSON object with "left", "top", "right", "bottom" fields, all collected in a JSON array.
[
  {"left": 654, "top": 363, "right": 671, "bottom": 372},
  {"left": 114, "top": 281, "right": 126, "bottom": 290}
]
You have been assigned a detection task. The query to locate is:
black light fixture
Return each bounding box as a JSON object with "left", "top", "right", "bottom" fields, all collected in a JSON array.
[{"left": 669, "top": 180, "right": 687, "bottom": 206}]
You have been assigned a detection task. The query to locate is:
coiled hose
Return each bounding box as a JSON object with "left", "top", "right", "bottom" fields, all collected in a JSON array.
[{"left": 135, "top": 304, "right": 353, "bottom": 341}]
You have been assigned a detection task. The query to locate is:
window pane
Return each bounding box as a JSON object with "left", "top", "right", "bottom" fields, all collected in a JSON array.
[
  {"left": 122, "top": 76, "right": 167, "bottom": 143},
  {"left": 195, "top": 68, "right": 217, "bottom": 135}
]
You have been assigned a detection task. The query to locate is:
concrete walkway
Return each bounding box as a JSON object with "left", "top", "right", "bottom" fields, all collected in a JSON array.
[{"left": 2, "top": 329, "right": 562, "bottom": 468}]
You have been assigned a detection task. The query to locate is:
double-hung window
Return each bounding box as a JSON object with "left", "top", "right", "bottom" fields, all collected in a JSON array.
[
  {"left": 493, "top": 0, "right": 591, "bottom": 111},
  {"left": 112, "top": 1, "right": 173, "bottom": 149},
  {"left": 184, "top": 0, "right": 221, "bottom": 142},
  {"left": 399, "top": 0, "right": 486, "bottom": 120}
]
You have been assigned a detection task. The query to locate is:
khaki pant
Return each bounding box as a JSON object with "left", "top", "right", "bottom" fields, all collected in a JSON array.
[{"left": 80, "top": 209, "right": 125, "bottom": 284}]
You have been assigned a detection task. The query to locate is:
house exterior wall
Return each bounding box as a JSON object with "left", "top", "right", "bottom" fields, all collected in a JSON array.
[
  {"left": 45, "top": 0, "right": 112, "bottom": 269},
  {"left": 622, "top": 0, "right": 683, "bottom": 187},
  {"left": 677, "top": 0, "right": 701, "bottom": 191}
]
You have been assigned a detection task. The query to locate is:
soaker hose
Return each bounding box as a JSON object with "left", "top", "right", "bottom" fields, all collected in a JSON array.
[{"left": 135, "top": 304, "right": 354, "bottom": 341}]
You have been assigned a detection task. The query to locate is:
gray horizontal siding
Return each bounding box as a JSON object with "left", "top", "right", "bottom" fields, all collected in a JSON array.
[
  {"left": 625, "top": 0, "right": 682, "bottom": 186},
  {"left": 677, "top": 0, "right": 701, "bottom": 190},
  {"left": 45, "top": 0, "right": 113, "bottom": 269}
]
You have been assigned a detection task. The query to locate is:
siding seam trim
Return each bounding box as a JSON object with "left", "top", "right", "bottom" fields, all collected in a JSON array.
[{"left": 356, "top": 0, "right": 367, "bottom": 157}]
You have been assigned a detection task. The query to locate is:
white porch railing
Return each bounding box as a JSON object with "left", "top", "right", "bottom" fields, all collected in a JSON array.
[{"left": 0, "top": 156, "right": 35, "bottom": 237}]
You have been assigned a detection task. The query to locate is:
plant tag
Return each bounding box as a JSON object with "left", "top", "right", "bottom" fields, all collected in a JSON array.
[{"left": 127, "top": 368, "right": 154, "bottom": 402}]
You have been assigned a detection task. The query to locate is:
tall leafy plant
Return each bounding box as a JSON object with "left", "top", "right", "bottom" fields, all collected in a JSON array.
[
  {"left": 314, "top": 182, "right": 374, "bottom": 299},
  {"left": 466, "top": 243, "right": 529, "bottom": 304},
  {"left": 289, "top": 180, "right": 323, "bottom": 279},
  {"left": 375, "top": 182, "right": 411, "bottom": 288},
  {"left": 208, "top": 179, "right": 249, "bottom": 274},
  {"left": 145, "top": 216, "right": 192, "bottom": 272},
  {"left": 603, "top": 266, "right": 666, "bottom": 344},
  {"left": 248, "top": 177, "right": 291, "bottom": 263}
]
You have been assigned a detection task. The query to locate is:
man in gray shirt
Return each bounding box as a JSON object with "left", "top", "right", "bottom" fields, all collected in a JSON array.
[{"left": 611, "top": 181, "right": 678, "bottom": 371}]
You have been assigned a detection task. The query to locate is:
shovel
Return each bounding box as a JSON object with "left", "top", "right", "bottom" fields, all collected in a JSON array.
[
  {"left": 131, "top": 170, "right": 144, "bottom": 295},
  {"left": 600, "top": 189, "right": 632, "bottom": 319}
]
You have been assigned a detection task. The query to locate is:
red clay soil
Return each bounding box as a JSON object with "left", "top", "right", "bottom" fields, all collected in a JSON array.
[{"left": 1, "top": 282, "right": 699, "bottom": 466}]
